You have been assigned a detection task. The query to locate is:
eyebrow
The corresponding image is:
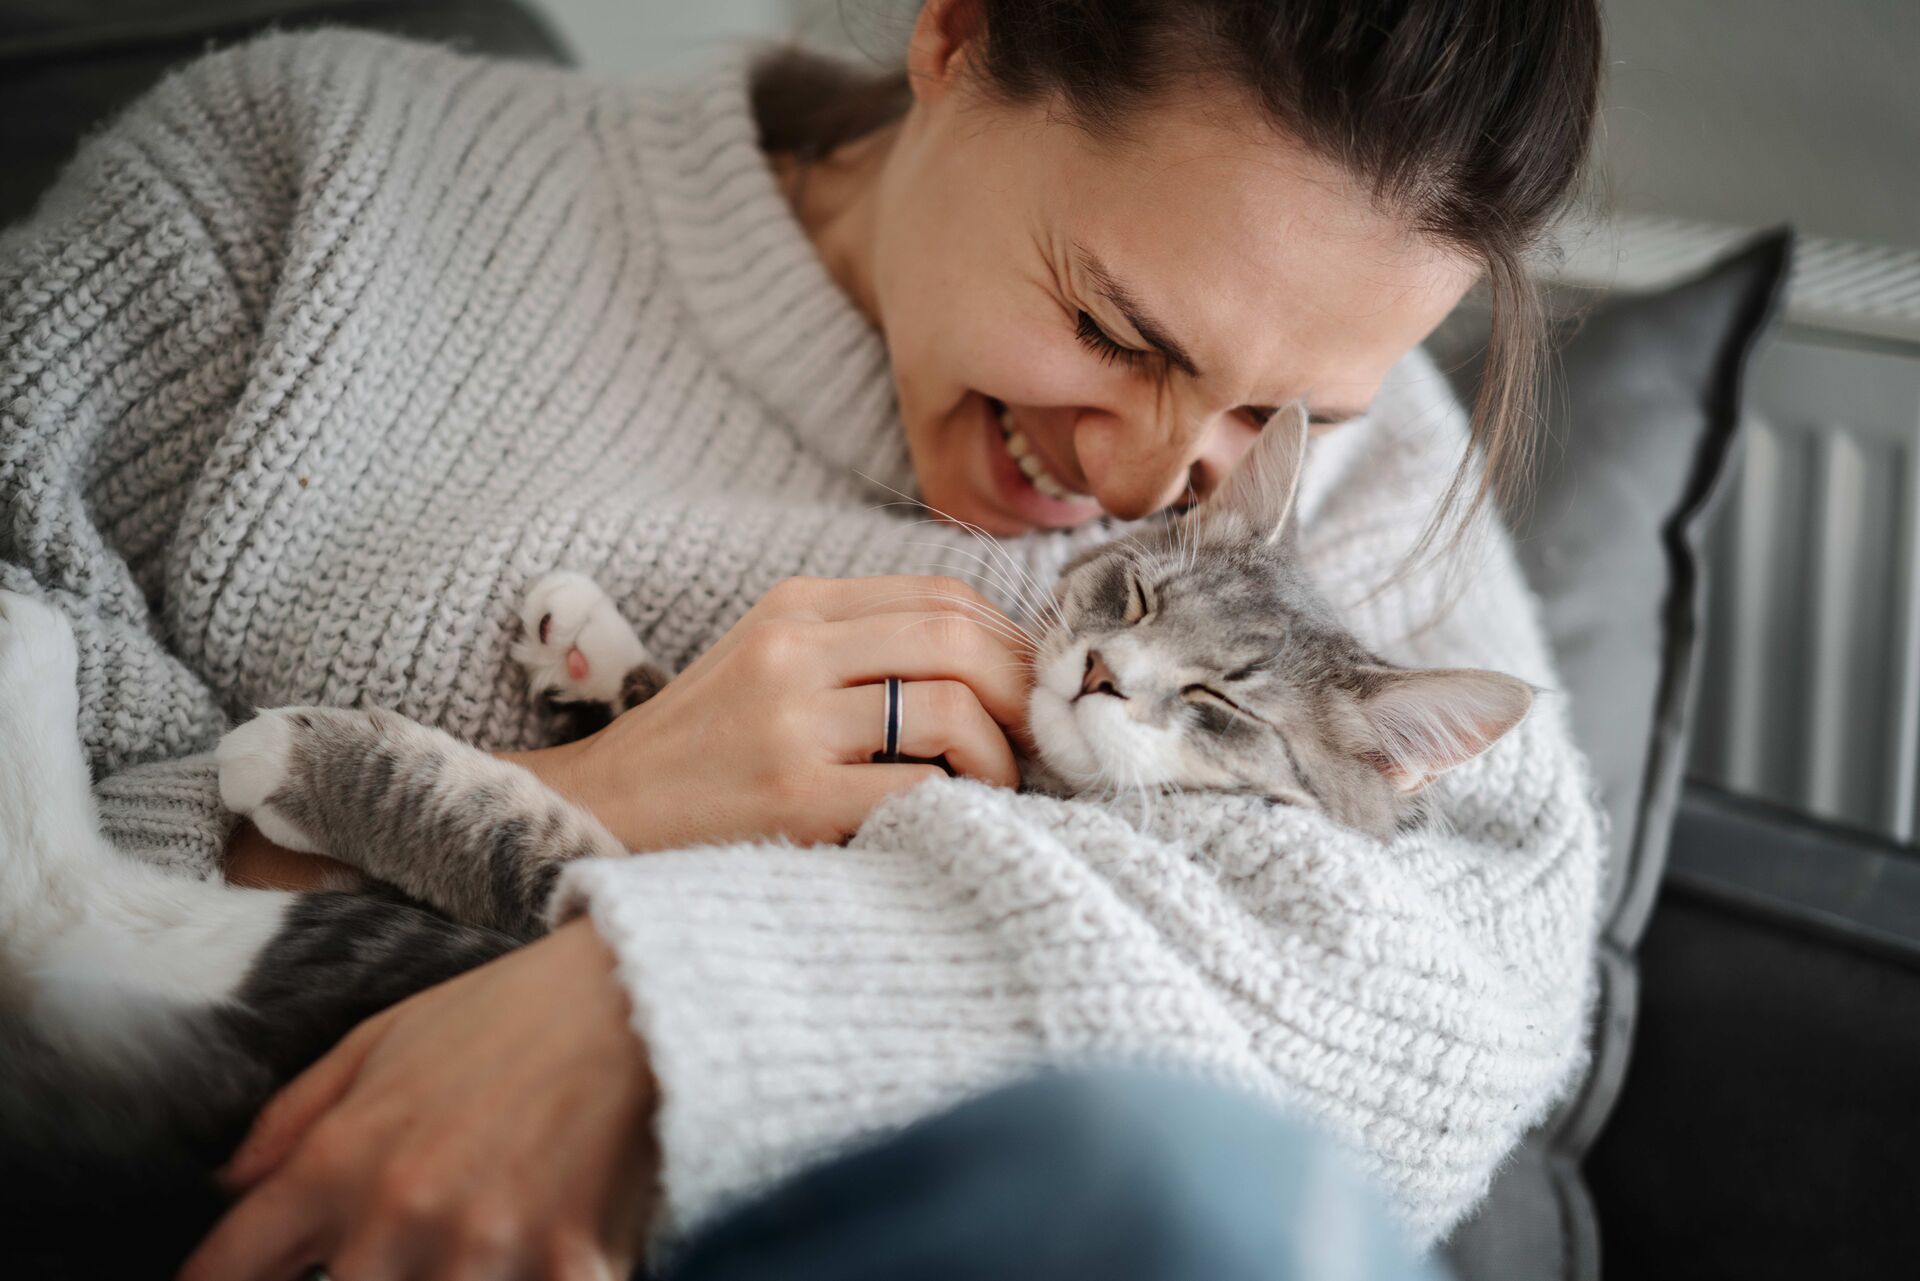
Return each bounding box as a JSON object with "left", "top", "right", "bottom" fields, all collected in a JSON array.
[{"left": 1077, "top": 245, "right": 1203, "bottom": 380}]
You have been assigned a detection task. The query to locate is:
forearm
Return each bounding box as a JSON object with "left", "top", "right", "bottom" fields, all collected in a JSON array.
[{"left": 224, "top": 820, "right": 359, "bottom": 891}]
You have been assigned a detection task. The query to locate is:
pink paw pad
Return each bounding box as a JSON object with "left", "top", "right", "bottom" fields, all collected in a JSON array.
[{"left": 538, "top": 613, "right": 591, "bottom": 681}]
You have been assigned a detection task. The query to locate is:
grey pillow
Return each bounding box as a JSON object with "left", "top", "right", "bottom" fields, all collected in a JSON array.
[
  {"left": 1431, "top": 229, "right": 1793, "bottom": 1280},
  {"left": 0, "top": 0, "right": 573, "bottom": 228}
]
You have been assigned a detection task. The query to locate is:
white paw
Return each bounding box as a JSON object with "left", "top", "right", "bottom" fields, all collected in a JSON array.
[
  {"left": 0, "top": 590, "right": 80, "bottom": 729},
  {"left": 0, "top": 592, "right": 86, "bottom": 806},
  {"left": 512, "top": 571, "right": 650, "bottom": 706},
  {"left": 216, "top": 709, "right": 323, "bottom": 854}
]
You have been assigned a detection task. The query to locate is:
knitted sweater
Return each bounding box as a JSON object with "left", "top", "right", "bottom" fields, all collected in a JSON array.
[{"left": 0, "top": 31, "right": 1602, "bottom": 1245}]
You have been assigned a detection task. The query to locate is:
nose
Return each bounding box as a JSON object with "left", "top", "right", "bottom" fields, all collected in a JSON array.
[
  {"left": 1075, "top": 405, "right": 1259, "bottom": 520},
  {"left": 1079, "top": 649, "right": 1123, "bottom": 700}
]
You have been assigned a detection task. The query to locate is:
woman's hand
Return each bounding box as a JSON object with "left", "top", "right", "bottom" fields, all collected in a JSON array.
[
  {"left": 225, "top": 820, "right": 358, "bottom": 892},
  {"left": 535, "top": 574, "right": 1034, "bottom": 852},
  {"left": 180, "top": 918, "right": 657, "bottom": 1281}
]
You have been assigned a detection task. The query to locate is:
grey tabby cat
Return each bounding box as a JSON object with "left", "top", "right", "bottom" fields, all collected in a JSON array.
[{"left": 0, "top": 403, "right": 1527, "bottom": 1277}]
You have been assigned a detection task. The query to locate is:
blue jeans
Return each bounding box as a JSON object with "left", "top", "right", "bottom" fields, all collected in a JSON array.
[{"left": 659, "top": 1068, "right": 1447, "bottom": 1281}]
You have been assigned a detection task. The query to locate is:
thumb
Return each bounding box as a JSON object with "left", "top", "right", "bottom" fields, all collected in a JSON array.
[{"left": 219, "top": 1002, "right": 397, "bottom": 1191}]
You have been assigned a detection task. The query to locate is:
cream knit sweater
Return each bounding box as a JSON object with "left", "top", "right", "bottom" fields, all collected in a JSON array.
[{"left": 0, "top": 31, "right": 1602, "bottom": 1245}]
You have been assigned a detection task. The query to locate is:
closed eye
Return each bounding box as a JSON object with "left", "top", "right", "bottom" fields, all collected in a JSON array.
[
  {"left": 1224, "top": 660, "right": 1271, "bottom": 682},
  {"left": 1182, "top": 683, "right": 1278, "bottom": 733},
  {"left": 1182, "top": 683, "right": 1243, "bottom": 713},
  {"left": 1076, "top": 310, "right": 1157, "bottom": 373}
]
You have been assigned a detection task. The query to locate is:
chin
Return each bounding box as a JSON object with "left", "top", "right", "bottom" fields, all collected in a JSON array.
[{"left": 1028, "top": 684, "right": 1101, "bottom": 788}]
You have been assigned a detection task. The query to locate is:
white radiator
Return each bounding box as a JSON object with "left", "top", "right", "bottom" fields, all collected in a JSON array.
[{"left": 1555, "top": 217, "right": 1920, "bottom": 841}]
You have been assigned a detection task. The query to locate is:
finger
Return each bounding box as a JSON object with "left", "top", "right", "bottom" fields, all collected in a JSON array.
[
  {"left": 767, "top": 575, "right": 1011, "bottom": 625},
  {"left": 825, "top": 762, "right": 950, "bottom": 834},
  {"left": 222, "top": 1004, "right": 395, "bottom": 1190},
  {"left": 177, "top": 1174, "right": 338, "bottom": 1281},
  {"left": 815, "top": 613, "right": 1033, "bottom": 730},
  {"left": 327, "top": 1224, "right": 428, "bottom": 1281},
  {"left": 825, "top": 680, "right": 1020, "bottom": 788}
]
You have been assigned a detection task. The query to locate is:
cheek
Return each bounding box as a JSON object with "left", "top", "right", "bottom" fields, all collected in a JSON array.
[{"left": 895, "top": 302, "right": 1105, "bottom": 423}]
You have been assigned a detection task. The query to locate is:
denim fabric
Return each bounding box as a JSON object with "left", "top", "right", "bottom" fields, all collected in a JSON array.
[{"left": 662, "top": 1069, "right": 1447, "bottom": 1281}]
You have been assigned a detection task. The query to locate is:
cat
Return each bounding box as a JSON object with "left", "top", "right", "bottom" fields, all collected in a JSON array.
[{"left": 0, "top": 403, "right": 1529, "bottom": 1276}]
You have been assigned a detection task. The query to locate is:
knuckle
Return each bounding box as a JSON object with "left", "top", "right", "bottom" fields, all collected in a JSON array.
[
  {"left": 923, "top": 612, "right": 973, "bottom": 657},
  {"left": 924, "top": 678, "right": 974, "bottom": 724},
  {"left": 372, "top": 1157, "right": 445, "bottom": 1225},
  {"left": 739, "top": 620, "right": 803, "bottom": 675},
  {"left": 766, "top": 761, "right": 823, "bottom": 808},
  {"left": 452, "top": 1201, "right": 521, "bottom": 1260},
  {"left": 764, "top": 576, "right": 818, "bottom": 611},
  {"left": 923, "top": 574, "right": 979, "bottom": 606},
  {"left": 290, "top": 1118, "right": 362, "bottom": 1190},
  {"left": 542, "top": 1230, "right": 604, "bottom": 1281}
]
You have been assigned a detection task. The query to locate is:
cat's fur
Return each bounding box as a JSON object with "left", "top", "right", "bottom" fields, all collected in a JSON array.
[{"left": 0, "top": 404, "right": 1528, "bottom": 1276}]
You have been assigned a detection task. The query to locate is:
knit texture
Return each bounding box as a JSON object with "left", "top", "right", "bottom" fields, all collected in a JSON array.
[{"left": 0, "top": 31, "right": 1602, "bottom": 1245}]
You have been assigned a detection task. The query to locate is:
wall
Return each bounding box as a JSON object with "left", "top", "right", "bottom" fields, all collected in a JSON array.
[
  {"left": 534, "top": 0, "right": 792, "bottom": 75},
  {"left": 1600, "top": 0, "right": 1918, "bottom": 249},
  {"left": 534, "top": 0, "right": 860, "bottom": 75}
]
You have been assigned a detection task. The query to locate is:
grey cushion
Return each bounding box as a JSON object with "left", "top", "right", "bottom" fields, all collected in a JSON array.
[
  {"left": 1431, "top": 230, "right": 1793, "bottom": 1280},
  {"left": 0, "top": 0, "right": 572, "bottom": 228}
]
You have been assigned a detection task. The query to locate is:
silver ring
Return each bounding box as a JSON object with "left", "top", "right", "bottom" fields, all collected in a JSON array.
[{"left": 882, "top": 675, "right": 902, "bottom": 760}]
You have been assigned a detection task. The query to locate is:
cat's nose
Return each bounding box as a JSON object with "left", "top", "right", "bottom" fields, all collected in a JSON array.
[{"left": 1080, "top": 649, "right": 1123, "bottom": 700}]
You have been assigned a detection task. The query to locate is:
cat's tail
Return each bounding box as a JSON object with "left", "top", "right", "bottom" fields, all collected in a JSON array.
[
  {"left": 0, "top": 591, "right": 290, "bottom": 1274},
  {"left": 0, "top": 591, "right": 296, "bottom": 1024},
  {"left": 0, "top": 593, "right": 517, "bottom": 1277}
]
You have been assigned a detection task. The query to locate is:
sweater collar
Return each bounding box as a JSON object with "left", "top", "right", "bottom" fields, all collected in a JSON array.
[{"left": 636, "top": 53, "right": 916, "bottom": 497}]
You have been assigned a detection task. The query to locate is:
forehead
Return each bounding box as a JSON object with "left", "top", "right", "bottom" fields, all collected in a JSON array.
[{"left": 1036, "top": 89, "right": 1477, "bottom": 405}]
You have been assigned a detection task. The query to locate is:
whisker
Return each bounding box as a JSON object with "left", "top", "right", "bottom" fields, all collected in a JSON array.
[
  {"left": 900, "top": 538, "right": 1053, "bottom": 624},
  {"left": 910, "top": 542, "right": 1065, "bottom": 640},
  {"left": 850, "top": 589, "right": 1040, "bottom": 648},
  {"left": 856, "top": 472, "right": 1070, "bottom": 631}
]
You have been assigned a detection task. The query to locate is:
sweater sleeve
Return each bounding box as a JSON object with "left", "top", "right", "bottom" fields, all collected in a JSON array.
[
  {"left": 553, "top": 351, "right": 1607, "bottom": 1246},
  {"left": 0, "top": 47, "right": 278, "bottom": 879}
]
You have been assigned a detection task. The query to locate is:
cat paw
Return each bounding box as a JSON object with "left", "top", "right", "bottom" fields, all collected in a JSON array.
[
  {"left": 0, "top": 591, "right": 79, "bottom": 726},
  {"left": 0, "top": 591, "right": 78, "bottom": 682},
  {"left": 216, "top": 708, "right": 324, "bottom": 854},
  {"left": 512, "top": 571, "right": 651, "bottom": 707}
]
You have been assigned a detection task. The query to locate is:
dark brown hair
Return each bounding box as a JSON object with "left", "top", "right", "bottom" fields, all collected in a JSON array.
[{"left": 756, "top": 1, "right": 1604, "bottom": 538}]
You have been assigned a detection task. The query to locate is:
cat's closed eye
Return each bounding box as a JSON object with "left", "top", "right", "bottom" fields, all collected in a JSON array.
[{"left": 1181, "top": 683, "right": 1242, "bottom": 712}]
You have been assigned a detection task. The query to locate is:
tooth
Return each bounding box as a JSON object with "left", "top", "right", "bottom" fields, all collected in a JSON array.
[
  {"left": 1018, "top": 453, "right": 1045, "bottom": 480},
  {"left": 1033, "top": 472, "right": 1067, "bottom": 499},
  {"left": 1006, "top": 430, "right": 1031, "bottom": 459}
]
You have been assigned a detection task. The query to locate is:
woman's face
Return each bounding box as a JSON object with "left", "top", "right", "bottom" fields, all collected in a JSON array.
[{"left": 845, "top": 11, "right": 1479, "bottom": 537}]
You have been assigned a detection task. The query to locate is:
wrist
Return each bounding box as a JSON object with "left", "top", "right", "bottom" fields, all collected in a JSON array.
[
  {"left": 497, "top": 738, "right": 590, "bottom": 804},
  {"left": 550, "top": 916, "right": 658, "bottom": 1113},
  {"left": 496, "top": 733, "right": 662, "bottom": 853}
]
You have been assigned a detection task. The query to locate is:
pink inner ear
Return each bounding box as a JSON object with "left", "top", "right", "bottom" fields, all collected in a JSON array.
[
  {"left": 1195, "top": 401, "right": 1309, "bottom": 542},
  {"left": 1359, "top": 669, "right": 1533, "bottom": 792}
]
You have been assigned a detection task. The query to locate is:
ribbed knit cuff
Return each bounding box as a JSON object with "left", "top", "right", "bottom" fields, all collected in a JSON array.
[
  {"left": 550, "top": 844, "right": 1051, "bottom": 1239},
  {"left": 92, "top": 752, "right": 236, "bottom": 881}
]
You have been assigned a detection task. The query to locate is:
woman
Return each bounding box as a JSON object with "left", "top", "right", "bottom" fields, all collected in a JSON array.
[{"left": 0, "top": 0, "right": 1603, "bottom": 1276}]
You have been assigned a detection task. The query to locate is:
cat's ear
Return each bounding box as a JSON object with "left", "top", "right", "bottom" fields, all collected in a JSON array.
[
  {"left": 1354, "top": 667, "right": 1533, "bottom": 793},
  {"left": 1194, "top": 400, "right": 1309, "bottom": 544}
]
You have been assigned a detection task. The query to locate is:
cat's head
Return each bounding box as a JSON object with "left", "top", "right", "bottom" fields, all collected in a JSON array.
[{"left": 1027, "top": 403, "right": 1533, "bottom": 838}]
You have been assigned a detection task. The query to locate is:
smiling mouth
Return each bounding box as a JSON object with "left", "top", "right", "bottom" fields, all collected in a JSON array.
[{"left": 987, "top": 398, "right": 1089, "bottom": 502}]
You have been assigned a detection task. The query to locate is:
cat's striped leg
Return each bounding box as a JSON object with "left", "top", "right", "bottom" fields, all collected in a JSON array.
[
  {"left": 513, "top": 571, "right": 670, "bottom": 738},
  {"left": 216, "top": 707, "right": 624, "bottom": 937}
]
